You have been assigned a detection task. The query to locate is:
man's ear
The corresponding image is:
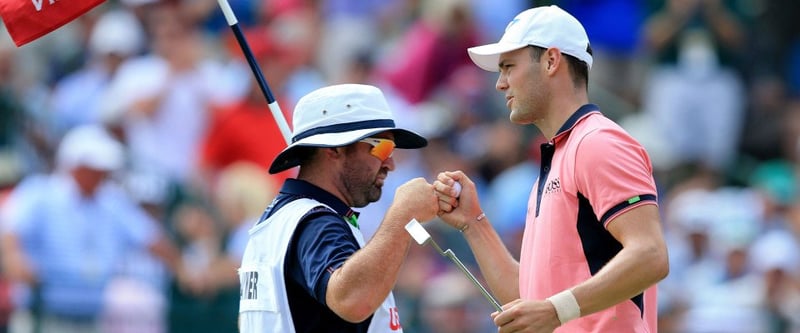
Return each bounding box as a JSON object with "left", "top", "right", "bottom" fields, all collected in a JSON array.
[
  {"left": 325, "top": 146, "right": 345, "bottom": 159},
  {"left": 545, "top": 48, "right": 560, "bottom": 73}
]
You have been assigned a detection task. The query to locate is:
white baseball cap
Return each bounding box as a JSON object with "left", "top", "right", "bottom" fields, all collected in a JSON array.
[
  {"left": 269, "top": 84, "right": 427, "bottom": 174},
  {"left": 57, "top": 124, "right": 125, "bottom": 171},
  {"left": 89, "top": 9, "right": 145, "bottom": 56},
  {"left": 468, "top": 5, "right": 593, "bottom": 72}
]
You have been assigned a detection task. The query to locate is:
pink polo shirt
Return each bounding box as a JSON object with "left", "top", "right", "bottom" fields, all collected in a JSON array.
[{"left": 520, "top": 105, "right": 659, "bottom": 332}]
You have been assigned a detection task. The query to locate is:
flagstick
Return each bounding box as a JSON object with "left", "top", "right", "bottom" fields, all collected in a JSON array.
[{"left": 217, "top": 0, "right": 292, "bottom": 145}]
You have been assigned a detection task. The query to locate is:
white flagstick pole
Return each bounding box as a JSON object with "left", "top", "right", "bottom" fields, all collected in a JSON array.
[
  {"left": 405, "top": 219, "right": 503, "bottom": 312},
  {"left": 217, "top": 0, "right": 292, "bottom": 145}
]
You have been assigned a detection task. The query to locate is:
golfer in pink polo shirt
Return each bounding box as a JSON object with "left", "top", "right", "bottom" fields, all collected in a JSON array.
[{"left": 434, "top": 5, "right": 669, "bottom": 333}]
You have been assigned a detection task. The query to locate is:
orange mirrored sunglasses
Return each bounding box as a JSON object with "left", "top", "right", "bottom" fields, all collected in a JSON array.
[{"left": 359, "top": 138, "right": 396, "bottom": 161}]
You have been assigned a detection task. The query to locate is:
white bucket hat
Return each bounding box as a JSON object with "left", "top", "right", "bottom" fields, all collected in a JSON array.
[
  {"left": 269, "top": 84, "right": 427, "bottom": 174},
  {"left": 468, "top": 5, "right": 593, "bottom": 72}
]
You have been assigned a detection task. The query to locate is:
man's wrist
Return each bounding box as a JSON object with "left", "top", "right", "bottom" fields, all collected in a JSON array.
[
  {"left": 546, "top": 289, "right": 581, "bottom": 325},
  {"left": 458, "top": 212, "right": 486, "bottom": 232}
]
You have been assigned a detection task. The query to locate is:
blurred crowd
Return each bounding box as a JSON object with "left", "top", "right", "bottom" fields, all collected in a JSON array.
[{"left": 0, "top": 0, "right": 799, "bottom": 332}]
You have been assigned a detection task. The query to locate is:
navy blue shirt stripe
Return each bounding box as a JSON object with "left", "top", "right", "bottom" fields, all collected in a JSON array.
[
  {"left": 576, "top": 193, "right": 651, "bottom": 317},
  {"left": 599, "top": 194, "right": 657, "bottom": 225},
  {"left": 536, "top": 143, "right": 555, "bottom": 217}
]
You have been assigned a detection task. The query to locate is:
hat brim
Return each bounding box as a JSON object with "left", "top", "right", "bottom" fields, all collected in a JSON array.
[
  {"left": 268, "top": 127, "right": 427, "bottom": 174},
  {"left": 467, "top": 43, "right": 528, "bottom": 72}
]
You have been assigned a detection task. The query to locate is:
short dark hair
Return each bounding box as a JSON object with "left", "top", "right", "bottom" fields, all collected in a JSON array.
[
  {"left": 528, "top": 45, "right": 589, "bottom": 90},
  {"left": 295, "top": 146, "right": 320, "bottom": 167}
]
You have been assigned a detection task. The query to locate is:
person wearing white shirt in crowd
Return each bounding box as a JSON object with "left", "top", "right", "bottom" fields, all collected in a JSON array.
[{"left": 0, "top": 124, "right": 184, "bottom": 333}]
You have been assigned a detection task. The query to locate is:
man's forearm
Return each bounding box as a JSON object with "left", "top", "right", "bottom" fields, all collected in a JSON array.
[
  {"left": 462, "top": 216, "right": 520, "bottom": 304},
  {"left": 326, "top": 209, "right": 412, "bottom": 322},
  {"left": 570, "top": 242, "right": 668, "bottom": 316}
]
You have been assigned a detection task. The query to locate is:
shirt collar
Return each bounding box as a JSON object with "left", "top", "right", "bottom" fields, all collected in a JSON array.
[
  {"left": 552, "top": 104, "right": 601, "bottom": 141},
  {"left": 280, "top": 178, "right": 360, "bottom": 222}
]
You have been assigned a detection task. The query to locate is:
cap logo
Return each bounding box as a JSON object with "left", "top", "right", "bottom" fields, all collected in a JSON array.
[{"left": 506, "top": 18, "right": 520, "bottom": 31}]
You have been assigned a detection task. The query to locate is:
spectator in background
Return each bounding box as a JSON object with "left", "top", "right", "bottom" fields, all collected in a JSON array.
[
  {"left": 680, "top": 237, "right": 768, "bottom": 333},
  {"left": 641, "top": 0, "right": 748, "bottom": 174},
  {"left": 658, "top": 186, "right": 724, "bottom": 330},
  {"left": 259, "top": 0, "right": 326, "bottom": 103},
  {"left": 315, "top": 0, "right": 404, "bottom": 84},
  {"left": 417, "top": 268, "right": 494, "bottom": 333},
  {"left": 101, "top": 172, "right": 173, "bottom": 333},
  {"left": 49, "top": 8, "right": 145, "bottom": 138},
  {"left": 392, "top": 240, "right": 441, "bottom": 332},
  {"left": 167, "top": 200, "right": 238, "bottom": 333},
  {"left": 747, "top": 0, "right": 800, "bottom": 95},
  {"left": 0, "top": 26, "right": 54, "bottom": 176},
  {"left": 658, "top": 169, "right": 782, "bottom": 333},
  {"left": 482, "top": 126, "right": 543, "bottom": 253},
  {"left": 211, "top": 161, "right": 277, "bottom": 287},
  {"left": 0, "top": 124, "right": 184, "bottom": 333},
  {"left": 180, "top": 0, "right": 261, "bottom": 33},
  {"left": 777, "top": 205, "right": 800, "bottom": 331},
  {"left": 167, "top": 162, "right": 279, "bottom": 333},
  {"left": 100, "top": 1, "right": 242, "bottom": 187},
  {"left": 750, "top": 227, "right": 800, "bottom": 333},
  {"left": 561, "top": 0, "right": 648, "bottom": 115},
  {"left": 0, "top": 29, "right": 27, "bottom": 187},
  {"left": 468, "top": 0, "right": 527, "bottom": 45},
  {"left": 196, "top": 25, "right": 296, "bottom": 190},
  {"left": 162, "top": 161, "right": 279, "bottom": 333},
  {"left": 737, "top": 76, "right": 792, "bottom": 164},
  {"left": 379, "top": 0, "right": 481, "bottom": 104},
  {"left": 0, "top": 170, "right": 11, "bottom": 333}
]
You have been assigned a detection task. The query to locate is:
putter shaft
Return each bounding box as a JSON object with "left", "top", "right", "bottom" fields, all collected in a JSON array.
[{"left": 428, "top": 239, "right": 503, "bottom": 312}]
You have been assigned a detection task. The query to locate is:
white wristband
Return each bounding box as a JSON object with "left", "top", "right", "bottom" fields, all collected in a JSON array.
[{"left": 547, "top": 289, "right": 580, "bottom": 325}]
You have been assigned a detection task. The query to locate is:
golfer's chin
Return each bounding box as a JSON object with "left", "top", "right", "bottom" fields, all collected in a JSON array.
[
  {"left": 369, "top": 186, "right": 382, "bottom": 202},
  {"left": 352, "top": 188, "right": 382, "bottom": 208},
  {"left": 509, "top": 109, "right": 536, "bottom": 125},
  {"left": 509, "top": 110, "right": 525, "bottom": 124}
]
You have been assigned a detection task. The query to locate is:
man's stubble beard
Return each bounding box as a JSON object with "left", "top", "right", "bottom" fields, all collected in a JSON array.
[{"left": 341, "top": 159, "right": 384, "bottom": 208}]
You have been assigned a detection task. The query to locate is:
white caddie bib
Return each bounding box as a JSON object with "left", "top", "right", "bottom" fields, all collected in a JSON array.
[{"left": 238, "top": 198, "right": 403, "bottom": 333}]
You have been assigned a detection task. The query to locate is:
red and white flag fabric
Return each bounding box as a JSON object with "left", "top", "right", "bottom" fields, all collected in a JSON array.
[{"left": 0, "top": 0, "right": 105, "bottom": 46}]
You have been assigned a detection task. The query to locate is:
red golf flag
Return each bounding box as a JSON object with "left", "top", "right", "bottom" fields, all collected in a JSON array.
[{"left": 0, "top": 0, "right": 105, "bottom": 46}]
